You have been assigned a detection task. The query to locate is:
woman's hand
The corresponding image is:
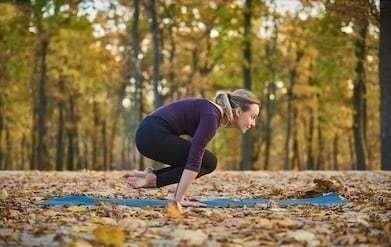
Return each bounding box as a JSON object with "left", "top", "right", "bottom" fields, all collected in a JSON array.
[
  {"left": 180, "top": 198, "right": 206, "bottom": 207},
  {"left": 174, "top": 169, "right": 198, "bottom": 202}
]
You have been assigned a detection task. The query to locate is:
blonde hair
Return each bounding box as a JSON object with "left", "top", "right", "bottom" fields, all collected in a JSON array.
[{"left": 214, "top": 89, "right": 260, "bottom": 126}]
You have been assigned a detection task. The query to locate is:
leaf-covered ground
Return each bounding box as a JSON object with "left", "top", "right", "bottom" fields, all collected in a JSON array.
[{"left": 0, "top": 170, "right": 390, "bottom": 247}]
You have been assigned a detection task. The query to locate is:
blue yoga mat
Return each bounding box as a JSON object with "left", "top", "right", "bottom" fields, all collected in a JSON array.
[{"left": 38, "top": 192, "right": 345, "bottom": 208}]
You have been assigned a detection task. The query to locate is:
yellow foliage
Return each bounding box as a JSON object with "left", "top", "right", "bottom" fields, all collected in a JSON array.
[
  {"left": 68, "top": 239, "right": 93, "bottom": 247},
  {"left": 0, "top": 189, "right": 8, "bottom": 200},
  {"left": 166, "top": 200, "right": 183, "bottom": 219},
  {"left": 92, "top": 225, "right": 126, "bottom": 246},
  {"left": 91, "top": 216, "right": 117, "bottom": 225},
  {"left": 66, "top": 205, "right": 87, "bottom": 213}
]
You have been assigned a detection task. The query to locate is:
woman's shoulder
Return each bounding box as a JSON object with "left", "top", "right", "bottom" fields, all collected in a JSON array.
[{"left": 170, "top": 97, "right": 222, "bottom": 119}]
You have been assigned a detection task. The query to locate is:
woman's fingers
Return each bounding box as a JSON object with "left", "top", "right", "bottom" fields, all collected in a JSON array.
[
  {"left": 180, "top": 200, "right": 206, "bottom": 207},
  {"left": 183, "top": 197, "right": 202, "bottom": 203}
]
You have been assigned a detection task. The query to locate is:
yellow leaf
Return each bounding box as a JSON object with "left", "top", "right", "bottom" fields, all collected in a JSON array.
[
  {"left": 172, "top": 229, "right": 207, "bottom": 246},
  {"left": 275, "top": 217, "right": 295, "bottom": 227},
  {"left": 257, "top": 218, "right": 273, "bottom": 229},
  {"left": 118, "top": 218, "right": 147, "bottom": 230},
  {"left": 166, "top": 201, "right": 183, "bottom": 219},
  {"left": 68, "top": 239, "right": 93, "bottom": 247},
  {"left": 67, "top": 205, "right": 87, "bottom": 213},
  {"left": 0, "top": 189, "right": 8, "bottom": 200},
  {"left": 93, "top": 225, "right": 125, "bottom": 246},
  {"left": 71, "top": 224, "right": 96, "bottom": 233},
  {"left": 286, "top": 230, "right": 319, "bottom": 245},
  {"left": 91, "top": 216, "right": 117, "bottom": 225}
]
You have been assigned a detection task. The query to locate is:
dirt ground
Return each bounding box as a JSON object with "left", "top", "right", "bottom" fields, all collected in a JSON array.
[{"left": 0, "top": 170, "right": 390, "bottom": 246}]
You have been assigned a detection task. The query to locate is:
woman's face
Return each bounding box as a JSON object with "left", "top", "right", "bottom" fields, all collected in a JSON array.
[{"left": 233, "top": 104, "right": 260, "bottom": 133}]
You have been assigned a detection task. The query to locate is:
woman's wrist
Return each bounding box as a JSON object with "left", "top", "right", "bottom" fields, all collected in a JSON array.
[{"left": 173, "top": 195, "right": 183, "bottom": 203}]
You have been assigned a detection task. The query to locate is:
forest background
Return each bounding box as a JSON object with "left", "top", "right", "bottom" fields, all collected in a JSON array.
[{"left": 0, "top": 0, "right": 389, "bottom": 172}]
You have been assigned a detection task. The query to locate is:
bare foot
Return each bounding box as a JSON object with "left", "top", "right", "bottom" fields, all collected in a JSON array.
[
  {"left": 128, "top": 173, "right": 157, "bottom": 188},
  {"left": 123, "top": 168, "right": 154, "bottom": 178}
]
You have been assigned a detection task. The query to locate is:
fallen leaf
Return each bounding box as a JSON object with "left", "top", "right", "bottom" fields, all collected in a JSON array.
[
  {"left": 166, "top": 201, "right": 183, "bottom": 219},
  {"left": 118, "top": 218, "right": 147, "bottom": 230},
  {"left": 257, "top": 218, "right": 273, "bottom": 229},
  {"left": 275, "top": 217, "right": 295, "bottom": 227},
  {"left": 93, "top": 225, "right": 125, "bottom": 246},
  {"left": 67, "top": 205, "right": 87, "bottom": 213},
  {"left": 286, "top": 230, "right": 319, "bottom": 246},
  {"left": 0, "top": 189, "right": 8, "bottom": 200},
  {"left": 172, "top": 228, "right": 208, "bottom": 246},
  {"left": 71, "top": 224, "right": 96, "bottom": 233},
  {"left": 68, "top": 239, "right": 93, "bottom": 247},
  {"left": 91, "top": 216, "right": 117, "bottom": 225}
]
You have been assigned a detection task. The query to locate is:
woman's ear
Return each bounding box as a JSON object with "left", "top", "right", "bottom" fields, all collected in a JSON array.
[{"left": 234, "top": 108, "right": 241, "bottom": 117}]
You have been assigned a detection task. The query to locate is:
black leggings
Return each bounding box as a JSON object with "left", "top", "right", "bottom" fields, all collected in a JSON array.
[{"left": 135, "top": 115, "right": 217, "bottom": 188}]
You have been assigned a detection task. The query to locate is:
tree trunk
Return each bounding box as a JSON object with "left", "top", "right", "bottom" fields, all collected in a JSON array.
[
  {"left": 56, "top": 79, "right": 65, "bottom": 171},
  {"left": 263, "top": 8, "right": 279, "bottom": 170},
  {"left": 21, "top": 134, "right": 28, "bottom": 170},
  {"left": 36, "top": 33, "right": 49, "bottom": 170},
  {"left": 147, "top": 0, "right": 164, "bottom": 169},
  {"left": 147, "top": 0, "right": 163, "bottom": 109},
  {"left": 333, "top": 134, "right": 339, "bottom": 170},
  {"left": 131, "top": 0, "right": 145, "bottom": 170},
  {"left": 317, "top": 116, "right": 325, "bottom": 170},
  {"left": 66, "top": 97, "right": 76, "bottom": 171},
  {"left": 83, "top": 140, "right": 89, "bottom": 170},
  {"left": 284, "top": 50, "right": 303, "bottom": 170},
  {"left": 5, "top": 126, "right": 12, "bottom": 170},
  {"left": 74, "top": 126, "right": 81, "bottom": 170},
  {"left": 291, "top": 107, "right": 301, "bottom": 170},
  {"left": 241, "top": 0, "right": 253, "bottom": 170},
  {"left": 306, "top": 109, "right": 315, "bottom": 170},
  {"left": 263, "top": 82, "right": 276, "bottom": 170},
  {"left": 108, "top": 117, "right": 117, "bottom": 168},
  {"left": 352, "top": 19, "right": 369, "bottom": 170},
  {"left": 101, "top": 119, "right": 108, "bottom": 170},
  {"left": 92, "top": 100, "right": 99, "bottom": 170},
  {"left": 165, "top": 5, "right": 177, "bottom": 100},
  {"left": 0, "top": 95, "right": 3, "bottom": 170},
  {"left": 380, "top": 0, "right": 391, "bottom": 170},
  {"left": 348, "top": 134, "right": 355, "bottom": 169}
]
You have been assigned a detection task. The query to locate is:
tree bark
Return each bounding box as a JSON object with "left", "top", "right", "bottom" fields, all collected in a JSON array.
[
  {"left": 241, "top": 0, "right": 253, "bottom": 170},
  {"left": 92, "top": 100, "right": 99, "bottom": 170},
  {"left": 291, "top": 107, "right": 301, "bottom": 170},
  {"left": 4, "top": 127, "right": 12, "bottom": 170},
  {"left": 66, "top": 96, "right": 77, "bottom": 171},
  {"left": 36, "top": 31, "right": 49, "bottom": 170},
  {"left": 56, "top": 78, "right": 65, "bottom": 171},
  {"left": 0, "top": 95, "right": 3, "bottom": 170},
  {"left": 101, "top": 119, "right": 108, "bottom": 170},
  {"left": 352, "top": 19, "right": 369, "bottom": 170},
  {"left": 131, "top": 0, "right": 144, "bottom": 170},
  {"left": 380, "top": 0, "right": 391, "bottom": 170},
  {"left": 284, "top": 50, "right": 303, "bottom": 170},
  {"left": 306, "top": 109, "right": 315, "bottom": 170},
  {"left": 147, "top": 0, "right": 163, "bottom": 109},
  {"left": 21, "top": 134, "right": 28, "bottom": 170},
  {"left": 333, "top": 134, "right": 339, "bottom": 170},
  {"left": 317, "top": 116, "right": 325, "bottom": 170}
]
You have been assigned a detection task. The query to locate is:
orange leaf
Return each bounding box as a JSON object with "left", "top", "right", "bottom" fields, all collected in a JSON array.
[{"left": 166, "top": 200, "right": 183, "bottom": 219}]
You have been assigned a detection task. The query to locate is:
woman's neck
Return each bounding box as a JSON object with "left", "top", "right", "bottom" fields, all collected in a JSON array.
[{"left": 207, "top": 99, "right": 227, "bottom": 127}]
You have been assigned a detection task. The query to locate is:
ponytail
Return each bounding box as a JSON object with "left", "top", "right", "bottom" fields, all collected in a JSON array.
[{"left": 214, "top": 89, "right": 260, "bottom": 127}]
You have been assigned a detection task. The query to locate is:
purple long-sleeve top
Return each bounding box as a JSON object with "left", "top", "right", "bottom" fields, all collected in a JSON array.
[{"left": 149, "top": 98, "right": 222, "bottom": 172}]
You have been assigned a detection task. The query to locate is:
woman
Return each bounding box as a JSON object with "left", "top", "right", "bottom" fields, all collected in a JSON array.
[{"left": 127, "top": 89, "right": 260, "bottom": 207}]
